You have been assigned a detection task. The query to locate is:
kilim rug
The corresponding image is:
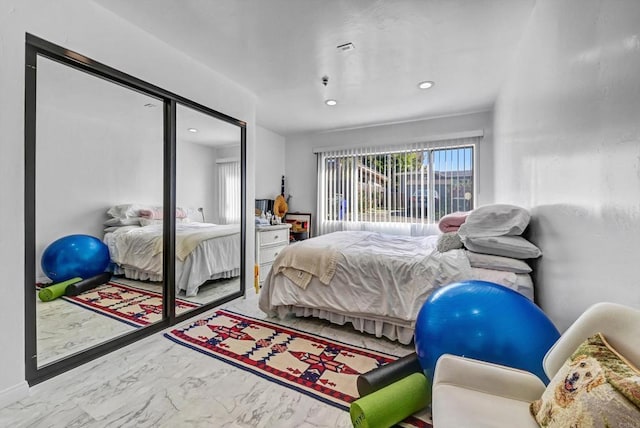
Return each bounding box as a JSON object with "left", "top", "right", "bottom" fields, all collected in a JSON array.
[
  {"left": 165, "top": 309, "right": 432, "bottom": 428},
  {"left": 57, "top": 281, "right": 200, "bottom": 327}
]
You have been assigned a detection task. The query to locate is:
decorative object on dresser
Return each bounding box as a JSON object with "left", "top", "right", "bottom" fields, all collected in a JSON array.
[
  {"left": 255, "top": 224, "right": 291, "bottom": 288},
  {"left": 284, "top": 212, "right": 312, "bottom": 242}
]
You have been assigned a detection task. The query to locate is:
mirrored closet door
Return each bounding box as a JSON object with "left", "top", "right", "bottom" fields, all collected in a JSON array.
[
  {"left": 174, "top": 104, "right": 243, "bottom": 314},
  {"left": 25, "top": 35, "right": 246, "bottom": 384},
  {"left": 33, "top": 55, "right": 165, "bottom": 368}
]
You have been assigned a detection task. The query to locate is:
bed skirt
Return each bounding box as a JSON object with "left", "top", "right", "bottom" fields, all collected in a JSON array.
[
  {"left": 113, "top": 266, "right": 240, "bottom": 286},
  {"left": 274, "top": 305, "right": 415, "bottom": 345}
]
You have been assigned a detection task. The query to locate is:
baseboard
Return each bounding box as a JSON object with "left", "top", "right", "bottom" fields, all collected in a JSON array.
[{"left": 0, "top": 381, "right": 29, "bottom": 409}]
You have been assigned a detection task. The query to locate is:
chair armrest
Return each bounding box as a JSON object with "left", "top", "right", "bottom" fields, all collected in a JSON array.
[{"left": 433, "top": 354, "right": 546, "bottom": 402}]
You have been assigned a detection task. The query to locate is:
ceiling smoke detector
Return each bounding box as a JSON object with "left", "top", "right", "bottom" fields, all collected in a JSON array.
[{"left": 337, "top": 42, "right": 355, "bottom": 52}]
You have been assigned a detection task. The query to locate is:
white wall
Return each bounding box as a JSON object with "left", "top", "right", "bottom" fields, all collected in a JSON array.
[
  {"left": 493, "top": 0, "right": 640, "bottom": 331},
  {"left": 284, "top": 111, "right": 494, "bottom": 231},
  {"left": 35, "top": 56, "right": 165, "bottom": 280},
  {"left": 177, "top": 141, "right": 219, "bottom": 224},
  {"left": 0, "top": 0, "right": 256, "bottom": 405},
  {"left": 255, "top": 125, "right": 286, "bottom": 199}
]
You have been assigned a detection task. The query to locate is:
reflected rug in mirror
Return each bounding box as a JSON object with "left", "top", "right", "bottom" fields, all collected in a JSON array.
[
  {"left": 50, "top": 281, "right": 200, "bottom": 327},
  {"left": 165, "top": 309, "right": 432, "bottom": 428}
]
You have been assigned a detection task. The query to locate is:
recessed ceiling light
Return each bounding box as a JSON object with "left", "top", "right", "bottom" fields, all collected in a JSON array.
[
  {"left": 418, "top": 81, "right": 435, "bottom": 90},
  {"left": 325, "top": 99, "right": 338, "bottom": 106},
  {"left": 188, "top": 128, "right": 198, "bottom": 133}
]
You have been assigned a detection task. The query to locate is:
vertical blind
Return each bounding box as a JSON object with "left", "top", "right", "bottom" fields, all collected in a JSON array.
[
  {"left": 218, "top": 160, "right": 241, "bottom": 224},
  {"left": 316, "top": 136, "right": 479, "bottom": 236}
]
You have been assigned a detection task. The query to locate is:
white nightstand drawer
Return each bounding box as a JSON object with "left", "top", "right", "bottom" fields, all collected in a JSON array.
[
  {"left": 259, "top": 229, "right": 288, "bottom": 245},
  {"left": 259, "top": 262, "right": 274, "bottom": 284},
  {"left": 259, "top": 243, "right": 286, "bottom": 264}
]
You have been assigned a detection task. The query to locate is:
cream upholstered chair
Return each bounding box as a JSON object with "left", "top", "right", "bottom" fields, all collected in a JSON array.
[{"left": 431, "top": 302, "right": 640, "bottom": 427}]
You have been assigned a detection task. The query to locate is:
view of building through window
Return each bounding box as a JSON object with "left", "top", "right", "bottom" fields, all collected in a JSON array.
[{"left": 319, "top": 143, "right": 474, "bottom": 225}]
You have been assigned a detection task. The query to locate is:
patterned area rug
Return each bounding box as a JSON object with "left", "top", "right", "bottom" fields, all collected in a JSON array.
[
  {"left": 62, "top": 281, "right": 200, "bottom": 327},
  {"left": 165, "top": 309, "right": 432, "bottom": 427}
]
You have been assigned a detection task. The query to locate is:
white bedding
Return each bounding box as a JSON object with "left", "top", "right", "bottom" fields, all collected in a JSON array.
[
  {"left": 259, "top": 231, "right": 535, "bottom": 344},
  {"left": 104, "top": 222, "right": 240, "bottom": 296}
]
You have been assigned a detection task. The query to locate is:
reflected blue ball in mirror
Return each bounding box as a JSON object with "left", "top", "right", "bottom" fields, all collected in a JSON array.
[
  {"left": 41, "top": 234, "right": 110, "bottom": 282},
  {"left": 414, "top": 280, "right": 560, "bottom": 385}
]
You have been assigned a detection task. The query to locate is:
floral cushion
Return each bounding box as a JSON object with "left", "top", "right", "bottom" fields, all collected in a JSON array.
[{"left": 530, "top": 333, "right": 640, "bottom": 427}]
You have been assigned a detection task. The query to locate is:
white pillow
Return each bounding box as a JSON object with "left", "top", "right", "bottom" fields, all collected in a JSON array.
[
  {"left": 458, "top": 204, "right": 530, "bottom": 238},
  {"left": 139, "top": 217, "right": 191, "bottom": 227},
  {"left": 104, "top": 225, "right": 140, "bottom": 233},
  {"left": 467, "top": 269, "right": 535, "bottom": 301},
  {"left": 465, "top": 250, "right": 532, "bottom": 273},
  {"left": 139, "top": 218, "right": 162, "bottom": 227},
  {"left": 104, "top": 217, "right": 140, "bottom": 227},
  {"left": 462, "top": 235, "right": 542, "bottom": 259},
  {"left": 106, "top": 204, "right": 156, "bottom": 219}
]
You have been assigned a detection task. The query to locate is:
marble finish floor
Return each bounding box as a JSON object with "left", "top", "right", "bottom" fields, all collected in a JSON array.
[
  {"left": 9, "top": 290, "right": 414, "bottom": 427},
  {"left": 37, "top": 277, "right": 241, "bottom": 366}
]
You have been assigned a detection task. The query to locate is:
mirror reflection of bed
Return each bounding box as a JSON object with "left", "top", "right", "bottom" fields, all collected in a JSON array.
[{"left": 103, "top": 204, "right": 241, "bottom": 305}]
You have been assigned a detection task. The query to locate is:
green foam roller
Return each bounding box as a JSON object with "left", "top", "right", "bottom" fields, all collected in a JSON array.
[
  {"left": 38, "top": 277, "right": 82, "bottom": 302},
  {"left": 350, "top": 372, "right": 430, "bottom": 428}
]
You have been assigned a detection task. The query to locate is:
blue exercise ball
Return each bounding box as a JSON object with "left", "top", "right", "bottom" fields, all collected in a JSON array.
[
  {"left": 415, "top": 281, "right": 560, "bottom": 384},
  {"left": 41, "top": 234, "right": 110, "bottom": 282}
]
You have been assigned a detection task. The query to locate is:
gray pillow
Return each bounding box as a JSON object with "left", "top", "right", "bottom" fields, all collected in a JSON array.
[
  {"left": 465, "top": 250, "right": 532, "bottom": 273},
  {"left": 462, "top": 235, "right": 541, "bottom": 259},
  {"left": 458, "top": 204, "right": 530, "bottom": 238}
]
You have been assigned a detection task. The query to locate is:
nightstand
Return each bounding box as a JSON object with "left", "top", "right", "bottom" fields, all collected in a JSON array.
[{"left": 255, "top": 224, "right": 291, "bottom": 288}]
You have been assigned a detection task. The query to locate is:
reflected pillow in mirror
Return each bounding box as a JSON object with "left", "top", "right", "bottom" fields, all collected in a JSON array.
[
  {"left": 104, "top": 217, "right": 140, "bottom": 227},
  {"left": 139, "top": 217, "right": 191, "bottom": 227}
]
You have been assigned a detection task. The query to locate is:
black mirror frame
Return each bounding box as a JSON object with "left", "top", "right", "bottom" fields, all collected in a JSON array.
[{"left": 24, "top": 34, "right": 246, "bottom": 385}]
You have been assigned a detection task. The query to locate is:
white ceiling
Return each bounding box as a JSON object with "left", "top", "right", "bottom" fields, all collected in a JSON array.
[{"left": 94, "top": 0, "right": 535, "bottom": 136}]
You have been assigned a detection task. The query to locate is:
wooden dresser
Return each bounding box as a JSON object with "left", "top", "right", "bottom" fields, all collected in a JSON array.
[{"left": 255, "top": 224, "right": 291, "bottom": 288}]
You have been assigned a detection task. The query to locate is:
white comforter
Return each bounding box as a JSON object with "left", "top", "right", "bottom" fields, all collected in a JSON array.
[
  {"left": 259, "top": 231, "right": 474, "bottom": 332},
  {"left": 105, "top": 222, "right": 240, "bottom": 296}
]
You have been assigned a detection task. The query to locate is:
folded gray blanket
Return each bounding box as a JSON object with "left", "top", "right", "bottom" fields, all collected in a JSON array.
[{"left": 437, "top": 232, "right": 463, "bottom": 252}]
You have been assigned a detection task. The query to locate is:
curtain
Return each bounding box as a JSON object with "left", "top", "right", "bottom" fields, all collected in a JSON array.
[
  {"left": 316, "top": 136, "right": 479, "bottom": 236},
  {"left": 218, "top": 160, "right": 241, "bottom": 224}
]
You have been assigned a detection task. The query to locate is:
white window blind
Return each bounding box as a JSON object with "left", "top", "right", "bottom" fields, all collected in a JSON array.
[
  {"left": 316, "top": 136, "right": 478, "bottom": 236},
  {"left": 217, "top": 160, "right": 241, "bottom": 224}
]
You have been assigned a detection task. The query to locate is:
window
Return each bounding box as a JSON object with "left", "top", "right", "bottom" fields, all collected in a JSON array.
[
  {"left": 316, "top": 137, "right": 478, "bottom": 235},
  {"left": 217, "top": 160, "right": 241, "bottom": 224}
]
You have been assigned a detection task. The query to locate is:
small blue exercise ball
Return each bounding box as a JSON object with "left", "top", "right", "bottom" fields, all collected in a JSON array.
[
  {"left": 415, "top": 281, "right": 560, "bottom": 384},
  {"left": 41, "top": 234, "right": 110, "bottom": 282}
]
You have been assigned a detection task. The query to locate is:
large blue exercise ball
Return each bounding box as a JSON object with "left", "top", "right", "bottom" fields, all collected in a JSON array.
[
  {"left": 415, "top": 281, "right": 560, "bottom": 384},
  {"left": 41, "top": 234, "right": 110, "bottom": 282}
]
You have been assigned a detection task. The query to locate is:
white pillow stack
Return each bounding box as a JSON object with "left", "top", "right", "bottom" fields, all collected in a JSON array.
[
  {"left": 104, "top": 204, "right": 196, "bottom": 232},
  {"left": 457, "top": 204, "right": 541, "bottom": 300}
]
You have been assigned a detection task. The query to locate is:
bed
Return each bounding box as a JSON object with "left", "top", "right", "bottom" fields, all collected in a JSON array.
[
  {"left": 258, "top": 230, "right": 535, "bottom": 344},
  {"left": 104, "top": 221, "right": 240, "bottom": 297}
]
